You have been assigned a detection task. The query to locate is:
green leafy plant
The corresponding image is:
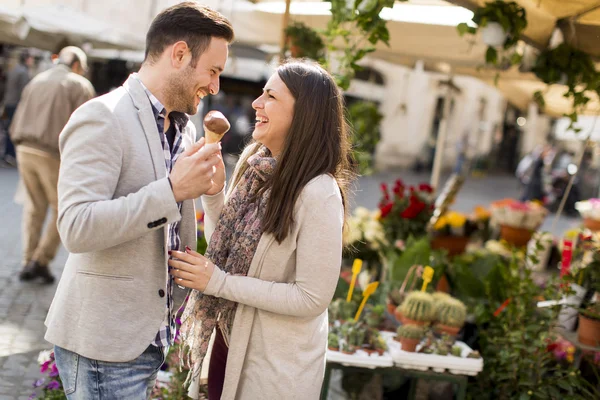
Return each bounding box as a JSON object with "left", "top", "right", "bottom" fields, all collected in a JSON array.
[
  {"left": 457, "top": 1, "right": 527, "bottom": 70},
  {"left": 365, "top": 304, "right": 385, "bottom": 328},
  {"left": 347, "top": 101, "right": 383, "bottom": 175},
  {"left": 532, "top": 43, "right": 600, "bottom": 132},
  {"left": 324, "top": 0, "right": 398, "bottom": 90},
  {"left": 467, "top": 250, "right": 599, "bottom": 399},
  {"left": 328, "top": 332, "right": 340, "bottom": 349},
  {"left": 398, "top": 291, "right": 435, "bottom": 323},
  {"left": 284, "top": 21, "right": 325, "bottom": 61}
]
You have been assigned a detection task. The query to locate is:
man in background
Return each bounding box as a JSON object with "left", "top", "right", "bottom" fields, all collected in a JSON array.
[
  {"left": 9, "top": 46, "right": 95, "bottom": 283},
  {"left": 1, "top": 50, "right": 33, "bottom": 166}
]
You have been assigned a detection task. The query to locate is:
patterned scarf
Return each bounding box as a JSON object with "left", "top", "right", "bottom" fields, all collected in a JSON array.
[{"left": 180, "top": 146, "right": 276, "bottom": 383}]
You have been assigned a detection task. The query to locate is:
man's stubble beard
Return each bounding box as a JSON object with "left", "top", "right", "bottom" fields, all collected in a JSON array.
[{"left": 165, "top": 66, "right": 199, "bottom": 115}]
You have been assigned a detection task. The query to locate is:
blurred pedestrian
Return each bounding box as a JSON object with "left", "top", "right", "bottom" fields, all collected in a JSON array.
[
  {"left": 1, "top": 50, "right": 33, "bottom": 165},
  {"left": 9, "top": 46, "right": 95, "bottom": 283}
]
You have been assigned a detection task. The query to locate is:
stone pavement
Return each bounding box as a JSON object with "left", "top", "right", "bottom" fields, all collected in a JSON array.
[{"left": 0, "top": 163, "right": 580, "bottom": 399}]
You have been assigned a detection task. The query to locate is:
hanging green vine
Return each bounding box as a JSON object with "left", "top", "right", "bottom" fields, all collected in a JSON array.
[
  {"left": 323, "top": 0, "right": 399, "bottom": 90},
  {"left": 532, "top": 43, "right": 600, "bottom": 132},
  {"left": 457, "top": 1, "right": 527, "bottom": 70},
  {"left": 284, "top": 21, "right": 326, "bottom": 61}
]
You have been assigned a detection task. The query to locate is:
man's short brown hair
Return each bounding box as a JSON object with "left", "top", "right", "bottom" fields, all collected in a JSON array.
[{"left": 144, "top": 2, "right": 234, "bottom": 67}]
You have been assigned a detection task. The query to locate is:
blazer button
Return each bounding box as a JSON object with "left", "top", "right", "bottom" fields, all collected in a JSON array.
[
  {"left": 158, "top": 289, "right": 165, "bottom": 298},
  {"left": 160, "top": 217, "right": 167, "bottom": 224},
  {"left": 147, "top": 222, "right": 154, "bottom": 229}
]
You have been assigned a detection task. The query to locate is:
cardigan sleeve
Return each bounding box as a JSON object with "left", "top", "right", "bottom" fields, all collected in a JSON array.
[
  {"left": 204, "top": 180, "right": 343, "bottom": 318},
  {"left": 201, "top": 189, "right": 225, "bottom": 243}
]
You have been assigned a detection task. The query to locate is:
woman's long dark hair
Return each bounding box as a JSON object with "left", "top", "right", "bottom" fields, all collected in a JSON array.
[{"left": 231, "top": 59, "right": 356, "bottom": 243}]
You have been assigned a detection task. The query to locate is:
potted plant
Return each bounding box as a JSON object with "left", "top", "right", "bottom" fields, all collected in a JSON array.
[
  {"left": 378, "top": 179, "right": 435, "bottom": 242},
  {"left": 578, "top": 302, "right": 600, "bottom": 347},
  {"left": 434, "top": 297, "right": 467, "bottom": 337},
  {"left": 365, "top": 304, "right": 385, "bottom": 328},
  {"left": 430, "top": 211, "right": 476, "bottom": 257},
  {"left": 395, "top": 324, "right": 425, "bottom": 352},
  {"left": 284, "top": 21, "right": 325, "bottom": 60},
  {"left": 457, "top": 1, "right": 527, "bottom": 67},
  {"left": 328, "top": 332, "right": 340, "bottom": 351},
  {"left": 532, "top": 44, "right": 598, "bottom": 130},
  {"left": 395, "top": 291, "right": 435, "bottom": 326},
  {"left": 451, "top": 345, "right": 463, "bottom": 357},
  {"left": 490, "top": 199, "right": 548, "bottom": 247},
  {"left": 576, "top": 199, "right": 600, "bottom": 232}
]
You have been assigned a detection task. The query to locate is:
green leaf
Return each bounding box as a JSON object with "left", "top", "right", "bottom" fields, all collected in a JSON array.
[
  {"left": 486, "top": 47, "right": 498, "bottom": 65},
  {"left": 519, "top": 393, "right": 530, "bottom": 400}
]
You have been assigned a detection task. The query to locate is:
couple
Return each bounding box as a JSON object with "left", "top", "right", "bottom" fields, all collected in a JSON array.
[{"left": 44, "top": 2, "right": 355, "bottom": 399}]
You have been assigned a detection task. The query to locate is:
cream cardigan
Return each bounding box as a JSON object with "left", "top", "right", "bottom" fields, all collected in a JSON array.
[{"left": 195, "top": 171, "right": 343, "bottom": 400}]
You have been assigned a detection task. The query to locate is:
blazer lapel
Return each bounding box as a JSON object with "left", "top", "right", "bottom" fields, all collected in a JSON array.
[{"left": 123, "top": 75, "right": 166, "bottom": 180}]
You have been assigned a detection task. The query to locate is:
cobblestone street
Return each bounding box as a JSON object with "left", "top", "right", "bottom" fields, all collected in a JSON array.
[{"left": 0, "top": 163, "right": 580, "bottom": 399}]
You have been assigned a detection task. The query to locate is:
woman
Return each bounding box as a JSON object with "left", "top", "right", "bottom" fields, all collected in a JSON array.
[{"left": 169, "top": 60, "right": 355, "bottom": 399}]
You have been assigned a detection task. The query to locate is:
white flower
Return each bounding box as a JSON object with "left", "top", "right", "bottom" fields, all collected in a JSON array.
[
  {"left": 354, "top": 207, "right": 371, "bottom": 220},
  {"left": 37, "top": 349, "right": 53, "bottom": 365}
]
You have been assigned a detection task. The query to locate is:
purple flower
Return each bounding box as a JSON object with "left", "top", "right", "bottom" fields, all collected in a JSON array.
[
  {"left": 49, "top": 364, "right": 59, "bottom": 377},
  {"left": 46, "top": 380, "right": 61, "bottom": 390},
  {"left": 32, "top": 379, "right": 44, "bottom": 388},
  {"left": 28, "top": 393, "right": 36, "bottom": 400}
]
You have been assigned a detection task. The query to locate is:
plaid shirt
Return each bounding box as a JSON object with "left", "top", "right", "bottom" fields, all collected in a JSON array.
[{"left": 137, "top": 76, "right": 189, "bottom": 347}]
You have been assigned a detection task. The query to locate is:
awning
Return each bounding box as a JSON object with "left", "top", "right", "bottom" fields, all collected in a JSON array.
[{"left": 0, "top": 4, "right": 144, "bottom": 52}]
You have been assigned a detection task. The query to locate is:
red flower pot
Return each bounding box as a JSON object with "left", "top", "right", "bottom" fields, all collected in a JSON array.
[
  {"left": 431, "top": 236, "right": 469, "bottom": 257},
  {"left": 394, "top": 336, "right": 420, "bottom": 352},
  {"left": 583, "top": 218, "right": 600, "bottom": 232}
]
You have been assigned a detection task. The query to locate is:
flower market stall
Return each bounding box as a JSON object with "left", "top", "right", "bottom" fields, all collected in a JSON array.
[{"left": 327, "top": 174, "right": 600, "bottom": 399}]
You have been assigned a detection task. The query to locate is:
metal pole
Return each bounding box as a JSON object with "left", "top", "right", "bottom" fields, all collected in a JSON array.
[
  {"left": 279, "top": 0, "right": 292, "bottom": 60},
  {"left": 550, "top": 115, "right": 598, "bottom": 232},
  {"left": 430, "top": 72, "right": 454, "bottom": 194}
]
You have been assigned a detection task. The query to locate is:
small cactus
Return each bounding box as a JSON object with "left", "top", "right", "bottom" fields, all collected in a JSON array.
[
  {"left": 365, "top": 304, "right": 385, "bottom": 328},
  {"left": 432, "top": 291, "right": 452, "bottom": 304},
  {"left": 398, "top": 291, "right": 435, "bottom": 323},
  {"left": 467, "top": 350, "right": 481, "bottom": 359},
  {"left": 328, "top": 333, "right": 339, "bottom": 350},
  {"left": 451, "top": 345, "right": 462, "bottom": 357},
  {"left": 436, "top": 297, "right": 467, "bottom": 328},
  {"left": 397, "top": 324, "right": 426, "bottom": 339}
]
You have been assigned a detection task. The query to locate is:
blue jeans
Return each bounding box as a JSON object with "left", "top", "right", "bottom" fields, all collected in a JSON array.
[{"left": 54, "top": 344, "right": 167, "bottom": 399}]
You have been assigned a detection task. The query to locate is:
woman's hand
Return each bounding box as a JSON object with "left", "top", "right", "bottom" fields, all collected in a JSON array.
[
  {"left": 168, "top": 247, "right": 216, "bottom": 292},
  {"left": 204, "top": 149, "right": 226, "bottom": 196}
]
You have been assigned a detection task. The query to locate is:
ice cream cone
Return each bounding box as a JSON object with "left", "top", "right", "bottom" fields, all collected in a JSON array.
[{"left": 203, "top": 111, "right": 230, "bottom": 144}]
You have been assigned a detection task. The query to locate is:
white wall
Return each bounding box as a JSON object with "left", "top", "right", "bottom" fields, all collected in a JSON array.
[{"left": 353, "top": 58, "right": 507, "bottom": 170}]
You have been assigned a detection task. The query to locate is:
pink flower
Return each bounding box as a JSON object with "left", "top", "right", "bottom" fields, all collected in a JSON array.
[
  {"left": 395, "top": 240, "right": 405, "bottom": 250},
  {"left": 46, "top": 380, "right": 60, "bottom": 390},
  {"left": 40, "top": 360, "right": 51, "bottom": 373},
  {"left": 49, "top": 363, "right": 59, "bottom": 377}
]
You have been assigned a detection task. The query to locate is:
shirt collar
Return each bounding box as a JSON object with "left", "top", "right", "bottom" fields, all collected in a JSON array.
[{"left": 133, "top": 73, "right": 189, "bottom": 129}]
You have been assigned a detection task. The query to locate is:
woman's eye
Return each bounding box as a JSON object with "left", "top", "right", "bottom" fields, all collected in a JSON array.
[{"left": 268, "top": 94, "right": 275, "bottom": 99}]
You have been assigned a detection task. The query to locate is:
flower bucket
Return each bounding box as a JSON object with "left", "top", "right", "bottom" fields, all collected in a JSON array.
[
  {"left": 557, "top": 283, "right": 586, "bottom": 331},
  {"left": 500, "top": 225, "right": 533, "bottom": 247},
  {"left": 578, "top": 314, "right": 600, "bottom": 346},
  {"left": 583, "top": 218, "right": 600, "bottom": 232},
  {"left": 431, "top": 236, "right": 469, "bottom": 257},
  {"left": 481, "top": 22, "right": 506, "bottom": 47}
]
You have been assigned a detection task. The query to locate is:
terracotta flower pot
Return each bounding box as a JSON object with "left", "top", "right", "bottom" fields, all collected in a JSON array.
[
  {"left": 500, "top": 225, "right": 533, "bottom": 247},
  {"left": 394, "top": 309, "right": 428, "bottom": 327},
  {"left": 328, "top": 346, "right": 339, "bottom": 352},
  {"left": 431, "top": 236, "right": 469, "bottom": 257},
  {"left": 578, "top": 314, "right": 600, "bottom": 347},
  {"left": 394, "top": 336, "right": 420, "bottom": 352},
  {"left": 434, "top": 323, "right": 461, "bottom": 337},
  {"left": 583, "top": 218, "right": 600, "bottom": 232}
]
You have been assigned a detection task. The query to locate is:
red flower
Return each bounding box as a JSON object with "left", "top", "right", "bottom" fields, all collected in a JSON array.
[
  {"left": 380, "top": 183, "right": 390, "bottom": 201},
  {"left": 393, "top": 180, "right": 404, "bottom": 197},
  {"left": 419, "top": 183, "right": 433, "bottom": 193},
  {"left": 401, "top": 195, "right": 426, "bottom": 219},
  {"left": 380, "top": 203, "right": 393, "bottom": 218}
]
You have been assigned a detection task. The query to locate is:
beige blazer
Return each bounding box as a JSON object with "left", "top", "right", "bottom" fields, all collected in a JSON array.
[
  {"left": 45, "top": 75, "right": 195, "bottom": 362},
  {"left": 195, "top": 161, "right": 343, "bottom": 399}
]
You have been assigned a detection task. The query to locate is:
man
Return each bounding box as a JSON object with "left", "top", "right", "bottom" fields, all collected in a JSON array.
[
  {"left": 10, "top": 46, "right": 95, "bottom": 284},
  {"left": 45, "top": 3, "right": 234, "bottom": 398},
  {"left": 2, "top": 50, "right": 33, "bottom": 165}
]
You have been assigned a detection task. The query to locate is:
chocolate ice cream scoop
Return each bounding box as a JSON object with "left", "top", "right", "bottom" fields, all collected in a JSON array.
[{"left": 203, "top": 111, "right": 230, "bottom": 143}]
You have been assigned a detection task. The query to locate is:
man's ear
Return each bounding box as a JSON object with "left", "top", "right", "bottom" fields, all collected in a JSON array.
[{"left": 170, "top": 41, "right": 190, "bottom": 69}]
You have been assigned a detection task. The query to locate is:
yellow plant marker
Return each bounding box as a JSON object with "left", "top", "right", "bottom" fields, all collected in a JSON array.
[
  {"left": 421, "top": 266, "right": 434, "bottom": 292},
  {"left": 354, "top": 281, "right": 379, "bottom": 321},
  {"left": 346, "top": 259, "right": 363, "bottom": 302}
]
